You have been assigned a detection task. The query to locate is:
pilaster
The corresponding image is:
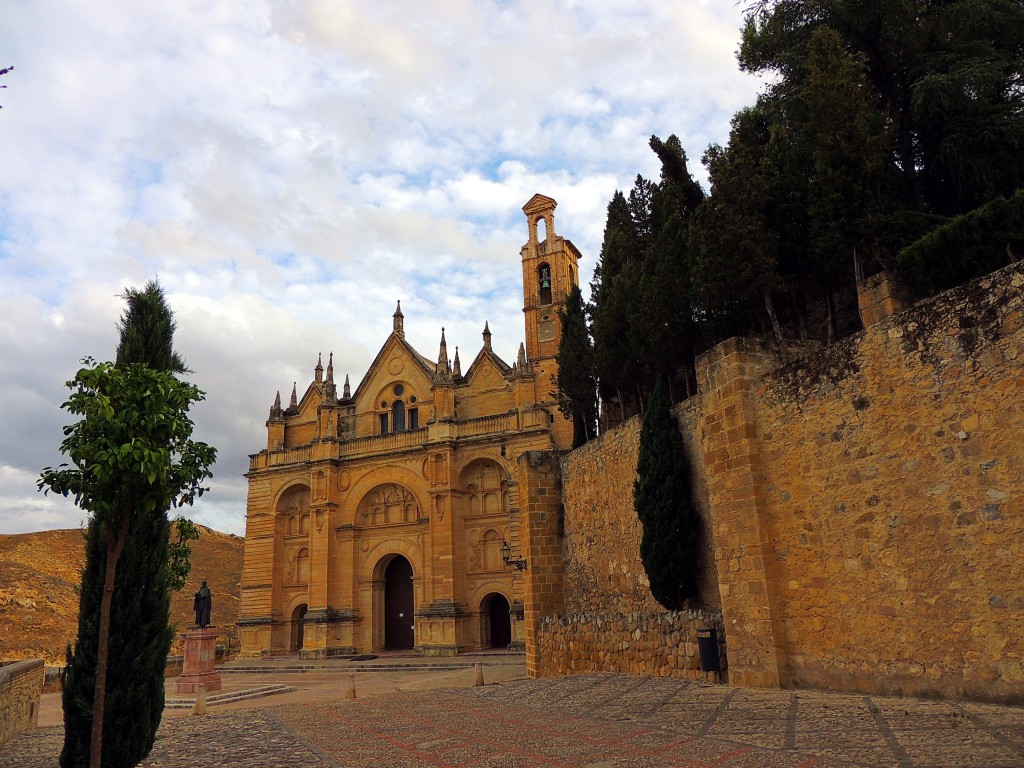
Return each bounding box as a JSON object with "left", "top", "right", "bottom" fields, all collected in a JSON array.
[
  {"left": 696, "top": 337, "right": 789, "bottom": 688},
  {"left": 517, "top": 450, "right": 565, "bottom": 678}
]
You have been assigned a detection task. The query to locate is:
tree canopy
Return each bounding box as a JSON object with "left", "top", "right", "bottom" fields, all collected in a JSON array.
[
  {"left": 40, "top": 282, "right": 215, "bottom": 768},
  {"left": 633, "top": 378, "right": 701, "bottom": 609},
  {"left": 578, "top": 1, "right": 1024, "bottom": 425}
]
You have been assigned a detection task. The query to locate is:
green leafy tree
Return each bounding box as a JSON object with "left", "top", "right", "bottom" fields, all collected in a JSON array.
[
  {"left": 799, "top": 26, "right": 893, "bottom": 338},
  {"left": 589, "top": 188, "right": 645, "bottom": 420},
  {"left": 555, "top": 284, "right": 598, "bottom": 448},
  {"left": 635, "top": 136, "right": 705, "bottom": 398},
  {"left": 633, "top": 378, "right": 701, "bottom": 609},
  {"left": 40, "top": 283, "right": 215, "bottom": 768},
  {"left": 168, "top": 517, "right": 201, "bottom": 591},
  {"left": 896, "top": 189, "right": 1024, "bottom": 297},
  {"left": 693, "top": 104, "right": 788, "bottom": 356},
  {"left": 740, "top": 0, "right": 1024, "bottom": 217}
]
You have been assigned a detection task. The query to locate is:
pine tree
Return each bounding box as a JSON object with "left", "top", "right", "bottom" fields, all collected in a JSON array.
[
  {"left": 43, "top": 281, "right": 215, "bottom": 768},
  {"left": 692, "top": 104, "right": 786, "bottom": 352},
  {"left": 635, "top": 136, "right": 705, "bottom": 398},
  {"left": 740, "top": 0, "right": 1024, "bottom": 218},
  {"left": 633, "top": 378, "right": 700, "bottom": 610},
  {"left": 589, "top": 189, "right": 643, "bottom": 419},
  {"left": 555, "top": 284, "right": 598, "bottom": 448}
]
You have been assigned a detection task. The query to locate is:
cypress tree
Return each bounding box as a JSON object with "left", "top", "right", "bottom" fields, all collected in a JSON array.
[
  {"left": 51, "top": 281, "right": 214, "bottom": 768},
  {"left": 633, "top": 378, "right": 700, "bottom": 609},
  {"left": 555, "top": 284, "right": 598, "bottom": 448}
]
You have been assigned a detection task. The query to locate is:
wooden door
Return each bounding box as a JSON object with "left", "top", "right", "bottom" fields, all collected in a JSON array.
[
  {"left": 488, "top": 594, "right": 511, "bottom": 648},
  {"left": 384, "top": 557, "right": 415, "bottom": 650}
]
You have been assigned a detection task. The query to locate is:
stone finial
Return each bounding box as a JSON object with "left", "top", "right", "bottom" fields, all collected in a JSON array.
[
  {"left": 315, "top": 353, "right": 323, "bottom": 384},
  {"left": 393, "top": 300, "right": 405, "bottom": 338},
  {"left": 482, "top": 321, "right": 492, "bottom": 350},
  {"left": 517, "top": 342, "right": 528, "bottom": 369},
  {"left": 453, "top": 347, "right": 462, "bottom": 377},
  {"left": 436, "top": 328, "right": 451, "bottom": 382},
  {"left": 343, "top": 373, "right": 351, "bottom": 399},
  {"left": 438, "top": 328, "right": 449, "bottom": 366},
  {"left": 324, "top": 353, "right": 336, "bottom": 402},
  {"left": 289, "top": 383, "right": 297, "bottom": 409},
  {"left": 270, "top": 391, "right": 283, "bottom": 420}
]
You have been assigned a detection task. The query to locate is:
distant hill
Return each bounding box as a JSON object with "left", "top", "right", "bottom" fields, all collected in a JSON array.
[{"left": 0, "top": 525, "right": 244, "bottom": 665}]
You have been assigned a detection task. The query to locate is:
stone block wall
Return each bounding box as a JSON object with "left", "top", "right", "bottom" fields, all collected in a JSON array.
[
  {"left": 531, "top": 260, "right": 1024, "bottom": 702},
  {"left": 0, "top": 659, "right": 43, "bottom": 748},
  {"left": 519, "top": 451, "right": 566, "bottom": 678},
  {"left": 536, "top": 609, "right": 725, "bottom": 679},
  {"left": 751, "top": 261, "right": 1024, "bottom": 702},
  {"left": 533, "top": 396, "right": 722, "bottom": 679}
]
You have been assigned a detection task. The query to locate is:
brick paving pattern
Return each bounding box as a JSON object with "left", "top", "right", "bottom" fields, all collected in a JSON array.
[{"left": 4, "top": 673, "right": 1024, "bottom": 767}]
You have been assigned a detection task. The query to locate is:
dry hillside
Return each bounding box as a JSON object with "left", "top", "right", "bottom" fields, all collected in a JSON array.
[{"left": 0, "top": 525, "right": 244, "bottom": 665}]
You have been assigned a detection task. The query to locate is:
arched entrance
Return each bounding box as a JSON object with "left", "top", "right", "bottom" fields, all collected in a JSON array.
[
  {"left": 384, "top": 556, "right": 415, "bottom": 650},
  {"left": 481, "top": 593, "right": 511, "bottom": 649},
  {"left": 291, "top": 603, "right": 307, "bottom": 652}
]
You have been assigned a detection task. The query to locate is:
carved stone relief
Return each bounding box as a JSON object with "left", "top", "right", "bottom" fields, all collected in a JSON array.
[{"left": 357, "top": 484, "right": 420, "bottom": 527}]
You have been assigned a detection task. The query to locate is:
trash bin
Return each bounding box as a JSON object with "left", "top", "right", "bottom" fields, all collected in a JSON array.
[{"left": 696, "top": 627, "right": 720, "bottom": 673}]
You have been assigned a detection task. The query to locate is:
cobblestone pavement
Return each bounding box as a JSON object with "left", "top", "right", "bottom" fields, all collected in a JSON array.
[{"left": 5, "top": 673, "right": 1024, "bottom": 767}]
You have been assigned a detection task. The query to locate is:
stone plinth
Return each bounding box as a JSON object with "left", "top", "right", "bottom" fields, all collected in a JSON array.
[{"left": 174, "top": 627, "right": 222, "bottom": 695}]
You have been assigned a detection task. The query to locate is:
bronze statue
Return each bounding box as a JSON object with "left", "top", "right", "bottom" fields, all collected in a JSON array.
[{"left": 193, "top": 580, "right": 212, "bottom": 628}]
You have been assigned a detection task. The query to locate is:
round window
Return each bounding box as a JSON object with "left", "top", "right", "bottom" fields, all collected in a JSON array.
[
  {"left": 410, "top": 396, "right": 417, "bottom": 404},
  {"left": 394, "top": 384, "right": 405, "bottom": 396},
  {"left": 380, "top": 400, "right": 388, "bottom": 408}
]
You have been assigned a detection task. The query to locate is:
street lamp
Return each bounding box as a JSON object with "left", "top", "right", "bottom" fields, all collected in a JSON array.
[{"left": 500, "top": 540, "right": 527, "bottom": 571}]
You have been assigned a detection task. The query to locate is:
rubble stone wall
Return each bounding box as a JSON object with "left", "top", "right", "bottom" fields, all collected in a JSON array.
[{"left": 0, "top": 659, "right": 43, "bottom": 748}]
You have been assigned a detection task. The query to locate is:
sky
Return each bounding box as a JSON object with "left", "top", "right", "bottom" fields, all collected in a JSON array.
[{"left": 0, "top": 0, "right": 763, "bottom": 536}]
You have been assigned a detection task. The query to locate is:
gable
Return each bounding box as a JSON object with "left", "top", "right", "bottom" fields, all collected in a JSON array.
[{"left": 350, "top": 333, "right": 435, "bottom": 413}]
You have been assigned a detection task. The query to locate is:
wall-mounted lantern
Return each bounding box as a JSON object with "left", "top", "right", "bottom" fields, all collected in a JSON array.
[{"left": 500, "top": 540, "right": 527, "bottom": 571}]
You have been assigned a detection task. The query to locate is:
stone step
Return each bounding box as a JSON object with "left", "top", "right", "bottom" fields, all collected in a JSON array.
[
  {"left": 165, "top": 684, "right": 297, "bottom": 709},
  {"left": 220, "top": 661, "right": 522, "bottom": 674}
]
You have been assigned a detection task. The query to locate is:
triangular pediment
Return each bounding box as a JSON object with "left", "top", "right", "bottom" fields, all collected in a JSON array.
[
  {"left": 463, "top": 346, "right": 511, "bottom": 383},
  {"left": 294, "top": 382, "right": 323, "bottom": 417},
  {"left": 350, "top": 332, "right": 436, "bottom": 406},
  {"left": 522, "top": 193, "right": 557, "bottom": 216}
]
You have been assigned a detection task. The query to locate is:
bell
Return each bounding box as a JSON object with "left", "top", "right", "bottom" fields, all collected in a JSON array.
[{"left": 541, "top": 278, "right": 551, "bottom": 289}]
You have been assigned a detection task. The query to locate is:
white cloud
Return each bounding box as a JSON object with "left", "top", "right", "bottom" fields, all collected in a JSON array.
[{"left": 0, "top": 0, "right": 763, "bottom": 535}]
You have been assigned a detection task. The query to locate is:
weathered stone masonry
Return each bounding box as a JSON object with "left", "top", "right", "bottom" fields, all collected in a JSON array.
[
  {"left": 528, "top": 261, "right": 1024, "bottom": 703},
  {"left": 0, "top": 659, "right": 43, "bottom": 748}
]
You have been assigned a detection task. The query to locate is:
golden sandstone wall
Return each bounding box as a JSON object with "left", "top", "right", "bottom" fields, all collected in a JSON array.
[
  {"left": 534, "top": 261, "right": 1023, "bottom": 703},
  {"left": 534, "top": 402, "right": 725, "bottom": 680},
  {"left": 0, "top": 660, "right": 43, "bottom": 748},
  {"left": 753, "top": 262, "right": 1024, "bottom": 702}
]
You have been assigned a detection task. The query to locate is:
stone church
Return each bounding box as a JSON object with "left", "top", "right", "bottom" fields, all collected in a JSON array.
[{"left": 238, "top": 194, "right": 581, "bottom": 657}]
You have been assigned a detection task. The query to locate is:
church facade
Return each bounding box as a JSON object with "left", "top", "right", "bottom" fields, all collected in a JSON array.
[{"left": 238, "top": 194, "right": 581, "bottom": 657}]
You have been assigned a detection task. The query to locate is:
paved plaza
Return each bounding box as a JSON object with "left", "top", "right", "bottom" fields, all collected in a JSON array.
[{"left": 4, "top": 663, "right": 1024, "bottom": 767}]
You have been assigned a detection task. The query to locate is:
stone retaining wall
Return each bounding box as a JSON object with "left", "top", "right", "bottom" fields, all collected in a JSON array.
[
  {"left": 0, "top": 659, "right": 44, "bottom": 747},
  {"left": 536, "top": 609, "right": 725, "bottom": 680},
  {"left": 529, "top": 261, "right": 1024, "bottom": 702}
]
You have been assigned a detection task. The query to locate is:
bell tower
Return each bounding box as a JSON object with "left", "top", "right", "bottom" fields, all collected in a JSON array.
[{"left": 520, "top": 193, "right": 582, "bottom": 451}]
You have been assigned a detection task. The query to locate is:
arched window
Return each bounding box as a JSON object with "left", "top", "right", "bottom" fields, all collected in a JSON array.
[
  {"left": 393, "top": 400, "right": 406, "bottom": 431},
  {"left": 538, "top": 263, "right": 552, "bottom": 305}
]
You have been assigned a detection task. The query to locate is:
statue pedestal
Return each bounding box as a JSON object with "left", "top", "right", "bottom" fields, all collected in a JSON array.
[{"left": 174, "top": 627, "right": 222, "bottom": 695}]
